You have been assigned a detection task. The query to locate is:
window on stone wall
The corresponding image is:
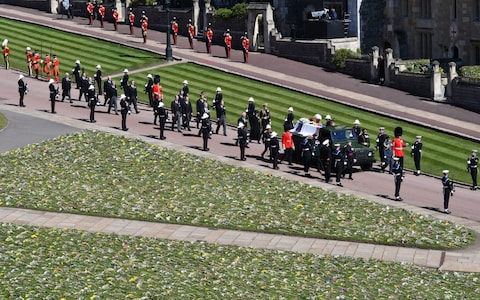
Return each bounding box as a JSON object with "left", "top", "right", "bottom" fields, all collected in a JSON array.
[
  {"left": 417, "top": 30, "right": 432, "bottom": 58},
  {"left": 419, "top": 0, "right": 432, "bottom": 19}
]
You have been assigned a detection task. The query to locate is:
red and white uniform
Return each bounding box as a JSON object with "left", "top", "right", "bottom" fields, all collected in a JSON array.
[
  {"left": 242, "top": 36, "right": 250, "bottom": 63},
  {"left": 152, "top": 83, "right": 162, "bottom": 100},
  {"left": 113, "top": 10, "right": 119, "bottom": 31},
  {"left": 98, "top": 5, "right": 105, "bottom": 27},
  {"left": 171, "top": 20, "right": 179, "bottom": 44},
  {"left": 43, "top": 54, "right": 51, "bottom": 80},
  {"left": 128, "top": 11, "right": 135, "bottom": 34},
  {"left": 187, "top": 23, "right": 195, "bottom": 49},
  {"left": 87, "top": 2, "right": 94, "bottom": 25},
  {"left": 141, "top": 20, "right": 148, "bottom": 43},
  {"left": 224, "top": 32, "right": 232, "bottom": 58},
  {"left": 52, "top": 56, "right": 60, "bottom": 83}
]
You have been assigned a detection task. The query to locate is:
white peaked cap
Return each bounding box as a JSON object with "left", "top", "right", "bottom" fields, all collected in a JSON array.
[
  {"left": 314, "top": 114, "right": 322, "bottom": 120},
  {"left": 2, "top": 39, "right": 8, "bottom": 47},
  {"left": 201, "top": 113, "right": 209, "bottom": 119},
  {"left": 124, "top": 69, "right": 129, "bottom": 73},
  {"left": 26, "top": 47, "right": 31, "bottom": 51},
  {"left": 248, "top": 97, "right": 254, "bottom": 102},
  {"left": 288, "top": 107, "right": 293, "bottom": 112},
  {"left": 158, "top": 102, "right": 164, "bottom": 107},
  {"left": 322, "top": 139, "right": 330, "bottom": 145},
  {"left": 18, "top": 74, "right": 24, "bottom": 79},
  {"left": 354, "top": 119, "right": 360, "bottom": 125},
  {"left": 216, "top": 87, "right": 222, "bottom": 92},
  {"left": 96, "top": 65, "right": 101, "bottom": 69},
  {"left": 266, "top": 124, "right": 271, "bottom": 129},
  {"left": 147, "top": 74, "right": 152, "bottom": 78},
  {"left": 443, "top": 170, "right": 449, "bottom": 174},
  {"left": 325, "top": 114, "right": 331, "bottom": 120},
  {"left": 120, "top": 94, "right": 126, "bottom": 100},
  {"left": 183, "top": 80, "right": 188, "bottom": 84},
  {"left": 271, "top": 131, "right": 277, "bottom": 138},
  {"left": 49, "top": 79, "right": 55, "bottom": 84},
  {"left": 88, "top": 84, "right": 95, "bottom": 90},
  {"left": 75, "top": 59, "right": 80, "bottom": 64}
]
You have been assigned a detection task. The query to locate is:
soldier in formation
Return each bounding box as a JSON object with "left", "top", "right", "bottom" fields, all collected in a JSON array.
[
  {"left": 2, "top": 39, "right": 10, "bottom": 69},
  {"left": 241, "top": 32, "right": 249, "bottom": 63},
  {"left": 467, "top": 149, "right": 478, "bottom": 190},
  {"left": 18, "top": 74, "right": 27, "bottom": 107},
  {"left": 392, "top": 157, "right": 403, "bottom": 201},
  {"left": 48, "top": 78, "right": 58, "bottom": 113},
  {"left": 411, "top": 135, "right": 423, "bottom": 176},
  {"left": 441, "top": 170, "right": 454, "bottom": 214},
  {"left": 120, "top": 94, "right": 128, "bottom": 131}
]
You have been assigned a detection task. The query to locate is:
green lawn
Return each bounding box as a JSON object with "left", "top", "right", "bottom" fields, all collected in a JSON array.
[
  {"left": 0, "top": 222, "right": 478, "bottom": 298},
  {"left": 0, "top": 131, "right": 474, "bottom": 250},
  {"left": 0, "top": 17, "right": 165, "bottom": 77},
  {"left": 121, "top": 63, "right": 480, "bottom": 185},
  {"left": 0, "top": 112, "right": 7, "bottom": 130}
]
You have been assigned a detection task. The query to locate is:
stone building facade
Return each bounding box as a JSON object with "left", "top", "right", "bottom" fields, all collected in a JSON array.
[{"left": 366, "top": 0, "right": 480, "bottom": 66}]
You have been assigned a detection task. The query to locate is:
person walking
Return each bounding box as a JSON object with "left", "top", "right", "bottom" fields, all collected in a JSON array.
[
  {"left": 200, "top": 113, "right": 210, "bottom": 151},
  {"left": 181, "top": 96, "right": 192, "bottom": 131},
  {"left": 260, "top": 103, "right": 270, "bottom": 134},
  {"left": 87, "top": 84, "right": 97, "bottom": 122},
  {"left": 119, "top": 94, "right": 128, "bottom": 131},
  {"left": 171, "top": 94, "right": 183, "bottom": 132},
  {"left": 78, "top": 72, "right": 89, "bottom": 102},
  {"left": 441, "top": 170, "right": 454, "bottom": 214},
  {"left": 376, "top": 127, "right": 387, "bottom": 171},
  {"left": 300, "top": 135, "right": 313, "bottom": 176},
  {"left": 128, "top": 80, "right": 139, "bottom": 114},
  {"left": 157, "top": 101, "right": 167, "bottom": 140},
  {"left": 392, "top": 157, "right": 403, "bottom": 201},
  {"left": 61, "top": 72, "right": 72, "bottom": 103},
  {"left": 17, "top": 74, "right": 27, "bottom": 107},
  {"left": 333, "top": 143, "right": 343, "bottom": 187},
  {"left": 72, "top": 60, "right": 81, "bottom": 89},
  {"left": 102, "top": 76, "right": 113, "bottom": 106},
  {"left": 383, "top": 135, "right": 394, "bottom": 174},
  {"left": 215, "top": 100, "right": 227, "bottom": 136},
  {"left": 48, "top": 79, "right": 58, "bottom": 114},
  {"left": 261, "top": 124, "right": 272, "bottom": 160},
  {"left": 283, "top": 107, "right": 294, "bottom": 131},
  {"left": 196, "top": 91, "right": 207, "bottom": 129},
  {"left": 281, "top": 128, "right": 294, "bottom": 165},
  {"left": 270, "top": 131, "right": 280, "bottom": 169},
  {"left": 320, "top": 139, "right": 332, "bottom": 183},
  {"left": 238, "top": 122, "right": 248, "bottom": 160},
  {"left": 411, "top": 135, "right": 423, "bottom": 175},
  {"left": 107, "top": 81, "right": 118, "bottom": 115},
  {"left": 145, "top": 74, "right": 154, "bottom": 107},
  {"left": 51, "top": 55, "right": 60, "bottom": 83},
  {"left": 343, "top": 141, "right": 356, "bottom": 180},
  {"left": 94, "top": 64, "right": 102, "bottom": 96},
  {"left": 467, "top": 149, "right": 478, "bottom": 190}
]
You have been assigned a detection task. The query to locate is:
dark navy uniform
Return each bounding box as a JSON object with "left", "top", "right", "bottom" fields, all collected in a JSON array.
[
  {"left": 145, "top": 75, "right": 154, "bottom": 107},
  {"left": 320, "top": 140, "right": 332, "bottom": 183},
  {"left": 411, "top": 136, "right": 423, "bottom": 175},
  {"left": 181, "top": 98, "right": 192, "bottom": 131},
  {"left": 129, "top": 82, "right": 139, "bottom": 113},
  {"left": 301, "top": 137, "right": 313, "bottom": 176},
  {"left": 261, "top": 127, "right": 272, "bottom": 160},
  {"left": 94, "top": 66, "right": 102, "bottom": 95},
  {"left": 72, "top": 61, "right": 81, "bottom": 89},
  {"left": 332, "top": 145, "right": 343, "bottom": 186},
  {"left": 120, "top": 95, "right": 128, "bottom": 131},
  {"left": 376, "top": 127, "right": 387, "bottom": 170},
  {"left": 442, "top": 170, "right": 454, "bottom": 213},
  {"left": 392, "top": 158, "right": 403, "bottom": 200},
  {"left": 79, "top": 74, "right": 89, "bottom": 102},
  {"left": 18, "top": 75, "right": 27, "bottom": 107},
  {"left": 201, "top": 114, "right": 210, "bottom": 151},
  {"left": 467, "top": 150, "right": 478, "bottom": 190},
  {"left": 171, "top": 97, "right": 183, "bottom": 132},
  {"left": 61, "top": 73, "right": 72, "bottom": 102},
  {"left": 269, "top": 133, "right": 280, "bottom": 169},
  {"left": 238, "top": 124, "right": 248, "bottom": 160},
  {"left": 215, "top": 102, "right": 227, "bottom": 136},
  {"left": 48, "top": 80, "right": 57, "bottom": 113},
  {"left": 157, "top": 102, "right": 167, "bottom": 140},
  {"left": 343, "top": 142, "right": 356, "bottom": 180},
  {"left": 283, "top": 108, "right": 294, "bottom": 131},
  {"left": 120, "top": 70, "right": 129, "bottom": 93},
  {"left": 87, "top": 85, "right": 97, "bottom": 122}
]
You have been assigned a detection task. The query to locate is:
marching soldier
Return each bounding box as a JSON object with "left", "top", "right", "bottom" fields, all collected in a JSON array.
[
  {"left": 18, "top": 74, "right": 27, "bottom": 107},
  {"left": 87, "top": 1, "right": 94, "bottom": 25},
  {"left": 241, "top": 32, "right": 249, "bottom": 63},
  {"left": 102, "top": 75, "right": 113, "bottom": 106},
  {"left": 152, "top": 75, "right": 163, "bottom": 124},
  {"left": 224, "top": 29, "right": 232, "bottom": 59},
  {"left": 205, "top": 23, "right": 213, "bottom": 54},
  {"left": 376, "top": 127, "right": 387, "bottom": 171},
  {"left": 98, "top": 4, "right": 105, "bottom": 27},
  {"left": 171, "top": 16, "right": 179, "bottom": 45},
  {"left": 467, "top": 149, "right": 478, "bottom": 190},
  {"left": 238, "top": 122, "right": 248, "bottom": 160},
  {"left": 26, "top": 47, "right": 33, "bottom": 77},
  {"left": 112, "top": 8, "right": 119, "bottom": 31},
  {"left": 261, "top": 124, "right": 272, "bottom": 160},
  {"left": 200, "top": 113, "right": 210, "bottom": 151},
  {"left": 392, "top": 157, "right": 403, "bottom": 201},
  {"left": 411, "top": 135, "right": 423, "bottom": 176},
  {"left": 441, "top": 170, "right": 454, "bottom": 214},
  {"left": 145, "top": 74, "right": 154, "bottom": 107},
  {"left": 52, "top": 54, "right": 60, "bottom": 83},
  {"left": 72, "top": 59, "right": 81, "bottom": 89},
  {"left": 300, "top": 135, "right": 313, "bottom": 176},
  {"left": 61, "top": 72, "right": 72, "bottom": 103},
  {"left": 43, "top": 53, "right": 52, "bottom": 81},
  {"left": 120, "top": 69, "right": 129, "bottom": 93},
  {"left": 107, "top": 81, "right": 118, "bottom": 115},
  {"left": 48, "top": 79, "right": 58, "bottom": 114},
  {"left": 94, "top": 64, "right": 102, "bottom": 95},
  {"left": 2, "top": 39, "right": 10, "bottom": 69},
  {"left": 320, "top": 139, "right": 332, "bottom": 183},
  {"left": 32, "top": 50, "right": 41, "bottom": 79},
  {"left": 212, "top": 87, "right": 222, "bottom": 118},
  {"left": 196, "top": 91, "right": 207, "bottom": 129},
  {"left": 283, "top": 107, "right": 294, "bottom": 131},
  {"left": 87, "top": 84, "right": 97, "bottom": 122},
  {"left": 120, "top": 94, "right": 128, "bottom": 131},
  {"left": 78, "top": 72, "right": 89, "bottom": 101},
  {"left": 128, "top": 8, "right": 135, "bottom": 35},
  {"left": 280, "top": 127, "right": 294, "bottom": 165},
  {"left": 270, "top": 131, "right": 280, "bottom": 169},
  {"left": 187, "top": 19, "right": 195, "bottom": 49},
  {"left": 333, "top": 143, "right": 344, "bottom": 187},
  {"left": 393, "top": 126, "right": 408, "bottom": 168},
  {"left": 157, "top": 101, "right": 167, "bottom": 140}
]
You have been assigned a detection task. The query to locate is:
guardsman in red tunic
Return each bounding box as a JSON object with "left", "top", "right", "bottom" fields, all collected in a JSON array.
[
  {"left": 98, "top": 4, "right": 105, "bottom": 28},
  {"left": 2, "top": 39, "right": 10, "bottom": 70},
  {"left": 26, "top": 47, "right": 33, "bottom": 76},
  {"left": 171, "top": 16, "right": 179, "bottom": 45},
  {"left": 241, "top": 32, "right": 250, "bottom": 63},
  {"left": 392, "top": 126, "right": 408, "bottom": 169},
  {"left": 128, "top": 8, "right": 135, "bottom": 35},
  {"left": 223, "top": 29, "right": 232, "bottom": 59},
  {"left": 187, "top": 19, "right": 195, "bottom": 49},
  {"left": 205, "top": 23, "right": 213, "bottom": 54},
  {"left": 32, "top": 50, "right": 41, "bottom": 79},
  {"left": 87, "top": 1, "right": 94, "bottom": 25},
  {"left": 52, "top": 54, "right": 60, "bottom": 83},
  {"left": 112, "top": 8, "right": 119, "bottom": 31},
  {"left": 141, "top": 18, "right": 148, "bottom": 44},
  {"left": 43, "top": 53, "right": 52, "bottom": 81}
]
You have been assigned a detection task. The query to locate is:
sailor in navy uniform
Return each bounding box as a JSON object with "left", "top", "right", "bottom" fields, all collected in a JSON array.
[
  {"left": 441, "top": 170, "right": 454, "bottom": 214},
  {"left": 467, "top": 150, "right": 478, "bottom": 190}
]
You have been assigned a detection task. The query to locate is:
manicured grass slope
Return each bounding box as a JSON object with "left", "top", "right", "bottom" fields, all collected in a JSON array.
[
  {"left": 0, "top": 131, "right": 474, "bottom": 249},
  {"left": 0, "top": 223, "right": 478, "bottom": 298},
  {"left": 0, "top": 112, "right": 7, "bottom": 130},
  {"left": 123, "top": 63, "right": 480, "bottom": 185},
  {"left": 0, "top": 17, "right": 164, "bottom": 76}
]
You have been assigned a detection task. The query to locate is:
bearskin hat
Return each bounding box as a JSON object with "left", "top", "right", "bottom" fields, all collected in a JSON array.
[
  {"left": 394, "top": 126, "right": 403, "bottom": 137},
  {"left": 154, "top": 75, "right": 161, "bottom": 84}
]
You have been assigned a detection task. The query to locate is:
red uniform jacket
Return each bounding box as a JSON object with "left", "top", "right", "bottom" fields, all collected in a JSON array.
[
  {"left": 242, "top": 37, "right": 250, "bottom": 51},
  {"left": 129, "top": 12, "right": 135, "bottom": 25},
  {"left": 393, "top": 137, "right": 406, "bottom": 157},
  {"left": 171, "top": 21, "right": 178, "bottom": 34},
  {"left": 224, "top": 34, "right": 232, "bottom": 47}
]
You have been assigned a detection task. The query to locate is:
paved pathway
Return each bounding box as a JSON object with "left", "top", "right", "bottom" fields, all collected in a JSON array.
[{"left": 1, "top": 6, "right": 480, "bottom": 273}]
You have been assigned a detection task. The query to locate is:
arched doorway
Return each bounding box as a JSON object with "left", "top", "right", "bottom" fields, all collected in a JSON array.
[{"left": 247, "top": 2, "right": 276, "bottom": 53}]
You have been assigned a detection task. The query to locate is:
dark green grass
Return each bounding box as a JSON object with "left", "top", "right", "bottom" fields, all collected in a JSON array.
[
  {"left": 0, "top": 112, "right": 7, "bottom": 130},
  {"left": 121, "top": 63, "right": 480, "bottom": 185},
  {"left": 0, "top": 17, "right": 164, "bottom": 76}
]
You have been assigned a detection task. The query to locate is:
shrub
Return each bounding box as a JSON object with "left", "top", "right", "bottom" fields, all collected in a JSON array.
[
  {"left": 331, "top": 48, "right": 357, "bottom": 69},
  {"left": 215, "top": 8, "right": 232, "bottom": 19},
  {"left": 458, "top": 65, "right": 480, "bottom": 78},
  {"left": 231, "top": 3, "right": 248, "bottom": 18}
]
